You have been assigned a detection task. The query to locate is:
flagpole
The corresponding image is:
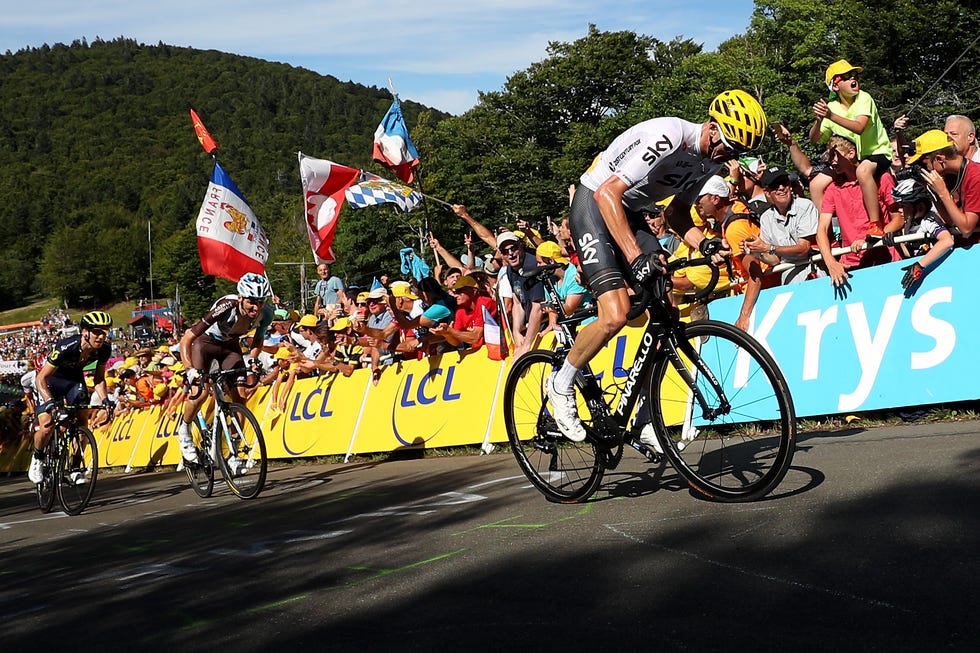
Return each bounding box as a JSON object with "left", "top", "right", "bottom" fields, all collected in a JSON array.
[{"left": 147, "top": 221, "right": 154, "bottom": 310}]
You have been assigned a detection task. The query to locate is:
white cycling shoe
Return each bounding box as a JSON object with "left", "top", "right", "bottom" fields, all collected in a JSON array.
[
  {"left": 28, "top": 456, "right": 44, "bottom": 485},
  {"left": 225, "top": 456, "right": 247, "bottom": 476},
  {"left": 638, "top": 424, "right": 664, "bottom": 454},
  {"left": 177, "top": 428, "right": 199, "bottom": 464},
  {"left": 546, "top": 373, "right": 587, "bottom": 442}
]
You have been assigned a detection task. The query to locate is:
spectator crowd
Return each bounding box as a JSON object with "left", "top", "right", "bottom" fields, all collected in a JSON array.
[{"left": 3, "top": 60, "right": 979, "bottom": 440}]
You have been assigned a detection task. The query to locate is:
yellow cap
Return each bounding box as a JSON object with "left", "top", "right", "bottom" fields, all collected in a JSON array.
[
  {"left": 825, "top": 59, "right": 863, "bottom": 90},
  {"left": 535, "top": 241, "right": 569, "bottom": 265},
  {"left": 274, "top": 346, "right": 291, "bottom": 360},
  {"left": 330, "top": 317, "right": 352, "bottom": 331},
  {"left": 907, "top": 129, "right": 955, "bottom": 164}
]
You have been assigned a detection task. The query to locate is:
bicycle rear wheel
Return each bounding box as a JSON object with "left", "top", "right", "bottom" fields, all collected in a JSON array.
[
  {"left": 504, "top": 350, "right": 605, "bottom": 503},
  {"left": 648, "top": 319, "right": 796, "bottom": 502},
  {"left": 36, "top": 449, "right": 56, "bottom": 513},
  {"left": 57, "top": 426, "right": 98, "bottom": 515},
  {"left": 217, "top": 404, "right": 267, "bottom": 500},
  {"left": 185, "top": 415, "right": 215, "bottom": 498}
]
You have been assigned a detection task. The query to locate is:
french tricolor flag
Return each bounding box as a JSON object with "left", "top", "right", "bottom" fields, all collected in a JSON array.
[
  {"left": 482, "top": 305, "right": 507, "bottom": 361},
  {"left": 372, "top": 96, "right": 420, "bottom": 184},
  {"left": 195, "top": 161, "right": 269, "bottom": 282}
]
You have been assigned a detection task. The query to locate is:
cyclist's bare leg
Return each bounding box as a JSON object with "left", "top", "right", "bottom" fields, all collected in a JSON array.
[
  {"left": 553, "top": 288, "right": 631, "bottom": 392},
  {"left": 33, "top": 412, "right": 54, "bottom": 451},
  {"left": 181, "top": 389, "right": 207, "bottom": 426}
]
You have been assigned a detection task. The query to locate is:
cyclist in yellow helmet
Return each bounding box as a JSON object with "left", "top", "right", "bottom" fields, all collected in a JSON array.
[
  {"left": 29, "top": 311, "right": 113, "bottom": 485},
  {"left": 550, "top": 90, "right": 768, "bottom": 443}
]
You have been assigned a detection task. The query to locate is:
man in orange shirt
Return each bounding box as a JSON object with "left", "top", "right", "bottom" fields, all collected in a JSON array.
[{"left": 693, "top": 174, "right": 771, "bottom": 330}]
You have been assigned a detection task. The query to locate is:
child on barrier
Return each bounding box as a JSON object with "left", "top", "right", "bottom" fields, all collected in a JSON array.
[{"left": 809, "top": 59, "right": 893, "bottom": 239}]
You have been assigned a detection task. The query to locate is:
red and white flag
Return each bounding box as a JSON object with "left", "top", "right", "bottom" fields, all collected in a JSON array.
[
  {"left": 298, "top": 153, "right": 361, "bottom": 262},
  {"left": 195, "top": 161, "right": 268, "bottom": 281}
]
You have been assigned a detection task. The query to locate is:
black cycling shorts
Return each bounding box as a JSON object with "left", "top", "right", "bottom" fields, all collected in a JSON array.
[
  {"left": 568, "top": 184, "right": 664, "bottom": 297},
  {"left": 35, "top": 376, "right": 86, "bottom": 415},
  {"left": 189, "top": 335, "right": 246, "bottom": 382}
]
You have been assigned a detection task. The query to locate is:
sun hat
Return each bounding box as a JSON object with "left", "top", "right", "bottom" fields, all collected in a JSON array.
[
  {"left": 451, "top": 275, "right": 479, "bottom": 291},
  {"left": 496, "top": 231, "right": 520, "bottom": 248},
  {"left": 907, "top": 129, "right": 956, "bottom": 165},
  {"left": 698, "top": 175, "right": 732, "bottom": 198},
  {"left": 758, "top": 166, "right": 791, "bottom": 189},
  {"left": 298, "top": 314, "right": 319, "bottom": 328},
  {"left": 390, "top": 284, "right": 419, "bottom": 300},
  {"left": 825, "top": 59, "right": 864, "bottom": 90},
  {"left": 535, "top": 241, "right": 570, "bottom": 265}
]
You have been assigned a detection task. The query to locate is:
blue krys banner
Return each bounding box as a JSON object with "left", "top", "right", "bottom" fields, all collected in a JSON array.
[{"left": 707, "top": 247, "right": 977, "bottom": 417}]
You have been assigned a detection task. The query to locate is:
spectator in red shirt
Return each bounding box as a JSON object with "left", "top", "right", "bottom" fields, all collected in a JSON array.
[{"left": 431, "top": 276, "right": 498, "bottom": 351}]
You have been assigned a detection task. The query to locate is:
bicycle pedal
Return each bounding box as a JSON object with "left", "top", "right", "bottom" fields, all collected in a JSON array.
[{"left": 628, "top": 440, "right": 664, "bottom": 463}]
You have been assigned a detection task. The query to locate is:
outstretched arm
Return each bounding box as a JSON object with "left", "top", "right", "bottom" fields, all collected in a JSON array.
[{"left": 453, "top": 204, "right": 497, "bottom": 249}]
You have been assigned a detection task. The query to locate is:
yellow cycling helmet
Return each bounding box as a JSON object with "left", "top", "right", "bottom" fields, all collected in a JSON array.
[
  {"left": 708, "top": 90, "right": 768, "bottom": 152},
  {"left": 80, "top": 310, "right": 113, "bottom": 330}
]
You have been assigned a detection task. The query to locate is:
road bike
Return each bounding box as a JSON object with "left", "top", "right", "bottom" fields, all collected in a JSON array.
[
  {"left": 504, "top": 244, "right": 796, "bottom": 503},
  {"left": 35, "top": 403, "right": 100, "bottom": 515},
  {"left": 183, "top": 367, "right": 267, "bottom": 500}
]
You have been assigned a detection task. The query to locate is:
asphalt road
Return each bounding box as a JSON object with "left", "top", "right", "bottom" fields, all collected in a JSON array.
[{"left": 2, "top": 419, "right": 978, "bottom": 652}]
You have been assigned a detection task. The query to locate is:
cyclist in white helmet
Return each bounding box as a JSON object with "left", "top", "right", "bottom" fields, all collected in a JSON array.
[
  {"left": 550, "top": 90, "right": 769, "bottom": 443},
  {"left": 176, "top": 272, "right": 275, "bottom": 463}
]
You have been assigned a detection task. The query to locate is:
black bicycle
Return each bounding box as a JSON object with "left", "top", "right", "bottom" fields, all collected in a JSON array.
[
  {"left": 183, "top": 367, "right": 267, "bottom": 500},
  {"left": 504, "top": 243, "right": 796, "bottom": 503},
  {"left": 35, "top": 403, "right": 100, "bottom": 515}
]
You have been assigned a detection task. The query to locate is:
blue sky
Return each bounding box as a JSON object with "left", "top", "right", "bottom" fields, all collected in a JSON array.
[{"left": 2, "top": 1, "right": 758, "bottom": 115}]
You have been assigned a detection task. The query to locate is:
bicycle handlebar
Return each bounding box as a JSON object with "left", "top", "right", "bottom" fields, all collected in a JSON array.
[
  {"left": 521, "top": 251, "right": 724, "bottom": 325},
  {"left": 186, "top": 365, "right": 265, "bottom": 401}
]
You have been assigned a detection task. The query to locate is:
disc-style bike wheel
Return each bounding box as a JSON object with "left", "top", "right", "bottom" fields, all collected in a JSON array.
[
  {"left": 504, "top": 350, "right": 605, "bottom": 503},
  {"left": 216, "top": 404, "right": 267, "bottom": 500},
  {"left": 185, "top": 416, "right": 215, "bottom": 498},
  {"left": 36, "top": 448, "right": 56, "bottom": 513},
  {"left": 648, "top": 319, "right": 795, "bottom": 502},
  {"left": 57, "top": 426, "right": 98, "bottom": 516}
]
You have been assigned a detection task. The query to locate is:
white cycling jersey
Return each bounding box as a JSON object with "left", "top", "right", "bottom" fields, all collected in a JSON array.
[{"left": 579, "top": 117, "right": 711, "bottom": 212}]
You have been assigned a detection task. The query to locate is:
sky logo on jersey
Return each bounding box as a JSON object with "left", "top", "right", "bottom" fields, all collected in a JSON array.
[{"left": 641, "top": 135, "right": 673, "bottom": 164}]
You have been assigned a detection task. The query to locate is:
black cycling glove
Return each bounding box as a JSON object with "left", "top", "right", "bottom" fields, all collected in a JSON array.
[{"left": 629, "top": 252, "right": 666, "bottom": 287}]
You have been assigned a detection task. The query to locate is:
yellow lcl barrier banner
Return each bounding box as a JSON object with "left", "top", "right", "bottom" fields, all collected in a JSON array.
[{"left": 1, "top": 323, "right": 653, "bottom": 472}]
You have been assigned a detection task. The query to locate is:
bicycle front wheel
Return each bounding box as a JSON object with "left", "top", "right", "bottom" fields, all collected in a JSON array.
[
  {"left": 648, "top": 320, "right": 796, "bottom": 502},
  {"left": 217, "top": 404, "right": 267, "bottom": 500},
  {"left": 185, "top": 415, "right": 215, "bottom": 498},
  {"left": 504, "top": 350, "right": 605, "bottom": 503},
  {"left": 57, "top": 426, "right": 98, "bottom": 515}
]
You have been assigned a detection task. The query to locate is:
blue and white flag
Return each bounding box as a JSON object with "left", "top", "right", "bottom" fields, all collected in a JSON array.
[{"left": 345, "top": 177, "right": 423, "bottom": 213}]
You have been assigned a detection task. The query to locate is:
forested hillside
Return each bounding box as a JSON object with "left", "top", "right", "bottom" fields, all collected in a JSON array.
[{"left": 0, "top": 37, "right": 444, "bottom": 316}]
